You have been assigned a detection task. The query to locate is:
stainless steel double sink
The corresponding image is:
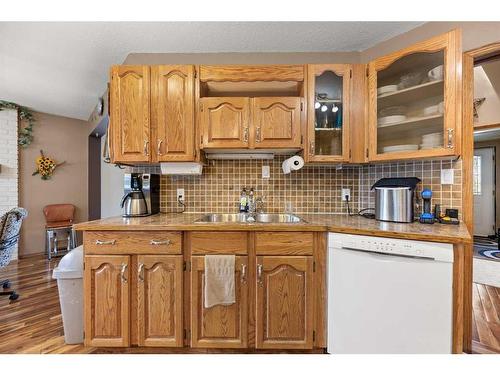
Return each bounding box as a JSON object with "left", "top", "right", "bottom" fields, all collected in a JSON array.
[{"left": 195, "top": 213, "right": 304, "bottom": 224}]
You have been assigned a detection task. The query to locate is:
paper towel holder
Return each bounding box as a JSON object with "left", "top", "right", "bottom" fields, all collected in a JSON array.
[{"left": 282, "top": 155, "right": 304, "bottom": 174}]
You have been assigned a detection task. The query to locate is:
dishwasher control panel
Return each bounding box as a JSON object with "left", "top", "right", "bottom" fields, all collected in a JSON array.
[{"left": 328, "top": 233, "right": 454, "bottom": 262}]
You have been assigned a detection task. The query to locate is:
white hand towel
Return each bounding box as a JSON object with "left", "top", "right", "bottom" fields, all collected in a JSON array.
[{"left": 204, "top": 255, "right": 236, "bottom": 308}]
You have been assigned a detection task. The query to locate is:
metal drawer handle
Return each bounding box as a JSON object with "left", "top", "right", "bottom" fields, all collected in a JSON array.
[
  {"left": 241, "top": 264, "right": 247, "bottom": 284},
  {"left": 150, "top": 239, "right": 171, "bottom": 246},
  {"left": 310, "top": 141, "right": 315, "bottom": 155},
  {"left": 138, "top": 263, "right": 144, "bottom": 282},
  {"left": 257, "top": 264, "right": 263, "bottom": 286},
  {"left": 95, "top": 239, "right": 116, "bottom": 245},
  {"left": 120, "top": 263, "right": 128, "bottom": 283},
  {"left": 144, "top": 140, "right": 149, "bottom": 156}
]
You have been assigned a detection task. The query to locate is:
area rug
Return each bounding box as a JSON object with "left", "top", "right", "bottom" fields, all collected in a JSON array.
[{"left": 474, "top": 236, "right": 500, "bottom": 261}]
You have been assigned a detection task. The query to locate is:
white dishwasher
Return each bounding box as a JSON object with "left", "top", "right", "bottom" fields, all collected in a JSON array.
[{"left": 327, "top": 233, "right": 454, "bottom": 354}]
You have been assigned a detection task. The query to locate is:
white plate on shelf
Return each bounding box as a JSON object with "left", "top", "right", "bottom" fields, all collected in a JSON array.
[
  {"left": 378, "top": 115, "right": 407, "bottom": 126},
  {"left": 382, "top": 144, "right": 419, "bottom": 153},
  {"left": 377, "top": 85, "right": 398, "bottom": 96},
  {"left": 420, "top": 144, "right": 442, "bottom": 150},
  {"left": 423, "top": 102, "right": 445, "bottom": 116}
]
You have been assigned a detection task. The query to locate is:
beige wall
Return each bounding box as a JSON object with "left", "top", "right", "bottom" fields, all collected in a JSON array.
[
  {"left": 361, "top": 22, "right": 500, "bottom": 61},
  {"left": 19, "top": 111, "right": 88, "bottom": 256},
  {"left": 123, "top": 51, "right": 360, "bottom": 65}
]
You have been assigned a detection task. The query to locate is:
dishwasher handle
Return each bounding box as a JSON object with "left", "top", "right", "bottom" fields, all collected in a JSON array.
[{"left": 339, "top": 246, "right": 437, "bottom": 263}]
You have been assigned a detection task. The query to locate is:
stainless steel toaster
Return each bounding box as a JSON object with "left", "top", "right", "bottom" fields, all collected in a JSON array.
[{"left": 371, "top": 177, "right": 421, "bottom": 223}]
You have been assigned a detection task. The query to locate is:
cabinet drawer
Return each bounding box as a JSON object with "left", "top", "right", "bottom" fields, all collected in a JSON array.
[
  {"left": 255, "top": 232, "right": 314, "bottom": 255},
  {"left": 190, "top": 232, "right": 248, "bottom": 254},
  {"left": 84, "top": 231, "right": 182, "bottom": 254}
]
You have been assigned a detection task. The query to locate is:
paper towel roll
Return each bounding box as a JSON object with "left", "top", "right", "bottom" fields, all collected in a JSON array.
[{"left": 282, "top": 155, "right": 304, "bottom": 174}]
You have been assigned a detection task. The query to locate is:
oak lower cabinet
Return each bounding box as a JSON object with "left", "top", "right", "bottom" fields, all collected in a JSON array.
[
  {"left": 137, "top": 255, "right": 183, "bottom": 347},
  {"left": 84, "top": 255, "right": 131, "bottom": 347},
  {"left": 255, "top": 256, "right": 314, "bottom": 349},
  {"left": 190, "top": 256, "right": 249, "bottom": 348},
  {"left": 84, "top": 254, "right": 183, "bottom": 348}
]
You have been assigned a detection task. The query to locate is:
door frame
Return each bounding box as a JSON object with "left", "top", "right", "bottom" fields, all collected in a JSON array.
[
  {"left": 463, "top": 41, "right": 500, "bottom": 353},
  {"left": 473, "top": 146, "right": 497, "bottom": 237}
]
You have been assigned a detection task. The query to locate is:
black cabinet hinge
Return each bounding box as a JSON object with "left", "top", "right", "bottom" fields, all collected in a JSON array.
[
  {"left": 350, "top": 69, "right": 352, "bottom": 78},
  {"left": 300, "top": 102, "right": 304, "bottom": 111},
  {"left": 313, "top": 261, "right": 316, "bottom": 272},
  {"left": 183, "top": 261, "right": 191, "bottom": 272},
  {"left": 366, "top": 148, "right": 369, "bottom": 158}
]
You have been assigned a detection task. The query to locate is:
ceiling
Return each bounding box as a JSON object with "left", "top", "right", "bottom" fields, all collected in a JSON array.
[{"left": 0, "top": 22, "right": 423, "bottom": 120}]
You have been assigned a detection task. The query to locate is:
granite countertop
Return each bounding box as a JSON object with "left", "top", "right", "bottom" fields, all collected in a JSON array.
[{"left": 74, "top": 213, "right": 472, "bottom": 244}]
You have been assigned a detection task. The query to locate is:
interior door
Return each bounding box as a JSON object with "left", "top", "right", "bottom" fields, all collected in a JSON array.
[
  {"left": 200, "top": 97, "right": 250, "bottom": 148},
  {"left": 190, "top": 256, "right": 248, "bottom": 348},
  {"left": 474, "top": 147, "right": 496, "bottom": 236},
  {"left": 137, "top": 255, "right": 183, "bottom": 347},
  {"left": 84, "top": 255, "right": 130, "bottom": 347},
  {"left": 255, "top": 256, "right": 313, "bottom": 349},
  {"left": 110, "top": 65, "right": 150, "bottom": 163},
  {"left": 251, "top": 97, "right": 302, "bottom": 148},
  {"left": 151, "top": 65, "right": 195, "bottom": 162}
]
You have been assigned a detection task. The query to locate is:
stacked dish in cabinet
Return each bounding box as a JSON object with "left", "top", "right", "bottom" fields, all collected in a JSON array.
[{"left": 375, "top": 49, "right": 447, "bottom": 154}]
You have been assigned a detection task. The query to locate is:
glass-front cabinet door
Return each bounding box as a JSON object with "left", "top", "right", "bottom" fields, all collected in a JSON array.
[
  {"left": 306, "top": 64, "right": 351, "bottom": 162},
  {"left": 367, "top": 30, "right": 461, "bottom": 161}
]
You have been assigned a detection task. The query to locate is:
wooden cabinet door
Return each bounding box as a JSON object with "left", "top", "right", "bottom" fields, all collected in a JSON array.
[
  {"left": 136, "top": 255, "right": 183, "bottom": 347},
  {"left": 151, "top": 65, "right": 195, "bottom": 162},
  {"left": 110, "top": 65, "right": 150, "bottom": 163},
  {"left": 200, "top": 97, "right": 250, "bottom": 149},
  {"left": 306, "top": 64, "right": 351, "bottom": 163},
  {"left": 251, "top": 97, "right": 302, "bottom": 148},
  {"left": 191, "top": 256, "right": 248, "bottom": 348},
  {"left": 367, "top": 30, "right": 461, "bottom": 162},
  {"left": 255, "top": 256, "right": 313, "bottom": 349},
  {"left": 84, "top": 255, "right": 130, "bottom": 347}
]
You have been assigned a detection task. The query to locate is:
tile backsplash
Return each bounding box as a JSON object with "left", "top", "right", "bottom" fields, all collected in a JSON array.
[{"left": 130, "top": 156, "right": 462, "bottom": 218}]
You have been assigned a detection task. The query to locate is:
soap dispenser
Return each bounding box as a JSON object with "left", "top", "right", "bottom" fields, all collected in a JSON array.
[{"left": 239, "top": 188, "right": 248, "bottom": 213}]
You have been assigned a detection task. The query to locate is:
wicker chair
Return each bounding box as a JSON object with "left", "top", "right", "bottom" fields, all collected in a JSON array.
[{"left": 0, "top": 208, "right": 28, "bottom": 301}]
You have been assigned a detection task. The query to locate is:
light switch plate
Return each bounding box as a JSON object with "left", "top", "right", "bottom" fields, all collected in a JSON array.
[
  {"left": 262, "top": 165, "right": 270, "bottom": 179},
  {"left": 441, "top": 169, "right": 454, "bottom": 185}
]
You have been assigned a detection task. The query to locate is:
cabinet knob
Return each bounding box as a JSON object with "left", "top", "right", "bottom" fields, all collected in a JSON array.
[
  {"left": 243, "top": 127, "right": 249, "bottom": 143},
  {"left": 120, "top": 263, "right": 128, "bottom": 283},
  {"left": 257, "top": 264, "right": 263, "bottom": 286},
  {"left": 447, "top": 129, "right": 454, "bottom": 149},
  {"left": 138, "top": 263, "right": 144, "bottom": 283},
  {"left": 157, "top": 139, "right": 163, "bottom": 156},
  {"left": 241, "top": 264, "right": 247, "bottom": 284}
]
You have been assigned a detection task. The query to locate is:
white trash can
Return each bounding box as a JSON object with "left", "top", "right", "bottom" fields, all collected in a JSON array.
[{"left": 52, "top": 245, "right": 84, "bottom": 344}]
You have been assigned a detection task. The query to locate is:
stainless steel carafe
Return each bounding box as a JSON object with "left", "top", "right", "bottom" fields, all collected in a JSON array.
[{"left": 120, "top": 190, "right": 148, "bottom": 217}]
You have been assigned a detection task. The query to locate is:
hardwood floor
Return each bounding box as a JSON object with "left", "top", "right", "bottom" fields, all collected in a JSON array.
[
  {"left": 472, "top": 282, "right": 500, "bottom": 353},
  {"left": 1, "top": 255, "right": 499, "bottom": 354}
]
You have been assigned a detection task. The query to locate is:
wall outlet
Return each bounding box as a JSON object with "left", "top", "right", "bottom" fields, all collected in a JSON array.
[
  {"left": 177, "top": 188, "right": 185, "bottom": 203},
  {"left": 262, "top": 165, "right": 270, "bottom": 179},
  {"left": 341, "top": 188, "right": 351, "bottom": 201},
  {"left": 441, "top": 169, "right": 454, "bottom": 185}
]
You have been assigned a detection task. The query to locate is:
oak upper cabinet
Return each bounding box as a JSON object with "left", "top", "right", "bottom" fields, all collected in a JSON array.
[
  {"left": 84, "top": 255, "right": 130, "bottom": 347},
  {"left": 306, "top": 64, "right": 351, "bottom": 162},
  {"left": 251, "top": 97, "right": 302, "bottom": 148},
  {"left": 255, "top": 256, "right": 313, "bottom": 349},
  {"left": 151, "top": 65, "right": 195, "bottom": 162},
  {"left": 367, "top": 30, "right": 461, "bottom": 161},
  {"left": 191, "top": 256, "right": 249, "bottom": 348},
  {"left": 200, "top": 97, "right": 250, "bottom": 148},
  {"left": 137, "top": 255, "right": 183, "bottom": 347},
  {"left": 110, "top": 66, "right": 151, "bottom": 163}
]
